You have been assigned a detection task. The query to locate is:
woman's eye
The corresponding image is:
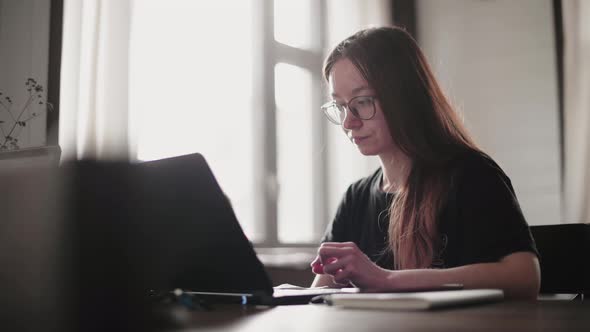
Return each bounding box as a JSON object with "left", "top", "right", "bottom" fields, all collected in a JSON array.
[{"left": 355, "top": 98, "right": 371, "bottom": 106}]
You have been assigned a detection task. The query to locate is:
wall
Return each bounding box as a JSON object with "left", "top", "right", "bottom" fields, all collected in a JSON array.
[
  {"left": 416, "top": 0, "right": 562, "bottom": 225},
  {"left": 0, "top": 0, "right": 50, "bottom": 149}
]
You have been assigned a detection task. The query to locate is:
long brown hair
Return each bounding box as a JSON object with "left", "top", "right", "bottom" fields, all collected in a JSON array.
[{"left": 324, "top": 27, "right": 480, "bottom": 269}]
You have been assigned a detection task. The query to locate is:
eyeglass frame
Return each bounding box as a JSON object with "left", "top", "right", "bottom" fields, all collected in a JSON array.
[{"left": 320, "top": 95, "right": 378, "bottom": 125}]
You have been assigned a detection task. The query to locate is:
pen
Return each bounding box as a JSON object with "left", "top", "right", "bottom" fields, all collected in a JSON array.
[{"left": 309, "top": 295, "right": 333, "bottom": 305}]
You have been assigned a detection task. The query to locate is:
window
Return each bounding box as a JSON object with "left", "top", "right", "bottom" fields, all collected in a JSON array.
[
  {"left": 129, "top": 0, "right": 327, "bottom": 245},
  {"left": 273, "top": 0, "right": 313, "bottom": 49},
  {"left": 275, "top": 63, "right": 314, "bottom": 243}
]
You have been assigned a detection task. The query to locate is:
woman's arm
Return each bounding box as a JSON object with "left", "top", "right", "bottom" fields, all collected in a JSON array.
[
  {"left": 386, "top": 252, "right": 540, "bottom": 300},
  {"left": 313, "top": 242, "right": 540, "bottom": 300}
]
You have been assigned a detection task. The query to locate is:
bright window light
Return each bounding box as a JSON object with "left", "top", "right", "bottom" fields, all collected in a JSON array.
[
  {"left": 273, "top": 0, "right": 313, "bottom": 49},
  {"left": 274, "top": 63, "right": 314, "bottom": 243},
  {"left": 129, "top": 0, "right": 259, "bottom": 241}
]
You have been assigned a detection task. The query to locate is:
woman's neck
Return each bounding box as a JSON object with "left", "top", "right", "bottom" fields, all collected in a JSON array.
[{"left": 378, "top": 149, "right": 411, "bottom": 193}]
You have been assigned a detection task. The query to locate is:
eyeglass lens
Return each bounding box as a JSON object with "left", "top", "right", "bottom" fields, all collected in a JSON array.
[{"left": 324, "top": 96, "right": 375, "bottom": 124}]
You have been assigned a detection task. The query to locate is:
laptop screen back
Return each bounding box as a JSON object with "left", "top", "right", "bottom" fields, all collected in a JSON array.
[{"left": 134, "top": 153, "right": 274, "bottom": 295}]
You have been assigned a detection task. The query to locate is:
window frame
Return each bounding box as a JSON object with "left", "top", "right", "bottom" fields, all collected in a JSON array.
[
  {"left": 47, "top": 0, "right": 64, "bottom": 146},
  {"left": 252, "top": 0, "right": 329, "bottom": 247}
]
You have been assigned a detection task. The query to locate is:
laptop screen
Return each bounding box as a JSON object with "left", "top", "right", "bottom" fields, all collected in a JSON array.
[{"left": 134, "top": 153, "right": 274, "bottom": 295}]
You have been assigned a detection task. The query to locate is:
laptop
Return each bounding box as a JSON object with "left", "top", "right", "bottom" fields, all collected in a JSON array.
[{"left": 133, "top": 153, "right": 354, "bottom": 305}]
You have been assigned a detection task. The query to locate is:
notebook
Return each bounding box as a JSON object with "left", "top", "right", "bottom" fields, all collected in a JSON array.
[
  {"left": 135, "top": 153, "right": 354, "bottom": 305},
  {"left": 322, "top": 289, "right": 504, "bottom": 310}
]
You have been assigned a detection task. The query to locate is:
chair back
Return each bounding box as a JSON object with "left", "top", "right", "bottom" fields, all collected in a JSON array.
[{"left": 530, "top": 223, "right": 590, "bottom": 297}]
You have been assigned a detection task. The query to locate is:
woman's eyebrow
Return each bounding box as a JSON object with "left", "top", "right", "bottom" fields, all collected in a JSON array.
[{"left": 351, "top": 85, "right": 372, "bottom": 94}]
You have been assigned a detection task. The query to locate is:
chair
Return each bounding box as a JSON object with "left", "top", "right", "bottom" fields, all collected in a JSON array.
[{"left": 529, "top": 223, "right": 590, "bottom": 300}]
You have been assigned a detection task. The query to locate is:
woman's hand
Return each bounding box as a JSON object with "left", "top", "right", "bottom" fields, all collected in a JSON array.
[{"left": 310, "top": 242, "right": 391, "bottom": 290}]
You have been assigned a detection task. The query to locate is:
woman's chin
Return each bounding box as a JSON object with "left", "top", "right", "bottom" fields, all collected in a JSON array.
[{"left": 356, "top": 146, "right": 379, "bottom": 156}]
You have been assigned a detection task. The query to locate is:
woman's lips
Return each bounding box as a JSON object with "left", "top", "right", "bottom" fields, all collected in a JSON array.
[{"left": 352, "top": 136, "right": 369, "bottom": 144}]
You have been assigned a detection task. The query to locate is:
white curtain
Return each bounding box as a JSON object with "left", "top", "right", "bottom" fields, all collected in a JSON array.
[
  {"left": 563, "top": 0, "right": 590, "bottom": 223},
  {"left": 59, "top": 0, "right": 132, "bottom": 161}
]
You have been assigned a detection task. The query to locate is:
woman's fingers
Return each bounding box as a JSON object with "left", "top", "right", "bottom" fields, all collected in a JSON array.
[
  {"left": 333, "top": 267, "right": 353, "bottom": 286},
  {"left": 311, "top": 242, "right": 360, "bottom": 276},
  {"left": 322, "top": 255, "right": 352, "bottom": 275},
  {"left": 310, "top": 256, "right": 321, "bottom": 266},
  {"left": 317, "top": 246, "right": 356, "bottom": 263},
  {"left": 311, "top": 256, "right": 339, "bottom": 275},
  {"left": 311, "top": 242, "right": 384, "bottom": 289},
  {"left": 311, "top": 263, "right": 324, "bottom": 274}
]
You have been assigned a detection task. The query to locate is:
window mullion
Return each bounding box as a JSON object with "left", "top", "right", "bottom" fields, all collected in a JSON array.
[
  {"left": 274, "top": 43, "right": 323, "bottom": 70},
  {"left": 252, "top": 0, "right": 278, "bottom": 246},
  {"left": 311, "top": 0, "right": 329, "bottom": 242}
]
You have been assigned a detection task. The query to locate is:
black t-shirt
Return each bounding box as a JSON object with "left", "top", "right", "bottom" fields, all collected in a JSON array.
[{"left": 321, "top": 150, "right": 539, "bottom": 270}]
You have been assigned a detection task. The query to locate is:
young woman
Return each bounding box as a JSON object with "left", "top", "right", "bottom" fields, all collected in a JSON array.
[{"left": 310, "top": 27, "right": 540, "bottom": 300}]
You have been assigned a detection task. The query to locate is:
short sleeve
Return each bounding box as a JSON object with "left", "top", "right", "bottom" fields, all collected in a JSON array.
[{"left": 453, "top": 156, "right": 539, "bottom": 265}]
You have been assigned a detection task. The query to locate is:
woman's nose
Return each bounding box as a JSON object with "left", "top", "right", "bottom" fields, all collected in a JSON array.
[{"left": 342, "top": 108, "right": 361, "bottom": 130}]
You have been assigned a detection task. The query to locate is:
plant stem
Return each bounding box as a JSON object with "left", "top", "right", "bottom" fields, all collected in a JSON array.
[
  {"left": 1, "top": 92, "right": 35, "bottom": 147},
  {"left": 21, "top": 113, "right": 40, "bottom": 122},
  {"left": 0, "top": 125, "right": 6, "bottom": 148},
  {"left": 0, "top": 100, "right": 16, "bottom": 121}
]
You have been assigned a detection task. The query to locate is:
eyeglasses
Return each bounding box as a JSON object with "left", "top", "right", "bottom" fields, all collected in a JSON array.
[{"left": 320, "top": 96, "right": 377, "bottom": 125}]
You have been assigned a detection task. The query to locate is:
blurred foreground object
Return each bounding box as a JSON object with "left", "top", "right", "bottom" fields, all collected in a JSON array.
[
  {"left": 0, "top": 160, "right": 154, "bottom": 331},
  {"left": 0, "top": 165, "right": 65, "bottom": 331}
]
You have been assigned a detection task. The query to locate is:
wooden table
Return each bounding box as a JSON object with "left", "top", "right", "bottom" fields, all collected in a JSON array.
[{"left": 171, "top": 301, "right": 590, "bottom": 331}]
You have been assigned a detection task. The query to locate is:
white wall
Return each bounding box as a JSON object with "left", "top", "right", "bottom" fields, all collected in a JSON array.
[
  {"left": 416, "top": 0, "right": 562, "bottom": 225},
  {"left": 0, "top": 0, "right": 50, "bottom": 149}
]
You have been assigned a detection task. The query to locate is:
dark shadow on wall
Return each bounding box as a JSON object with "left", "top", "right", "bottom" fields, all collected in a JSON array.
[{"left": 47, "top": 0, "right": 63, "bottom": 145}]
